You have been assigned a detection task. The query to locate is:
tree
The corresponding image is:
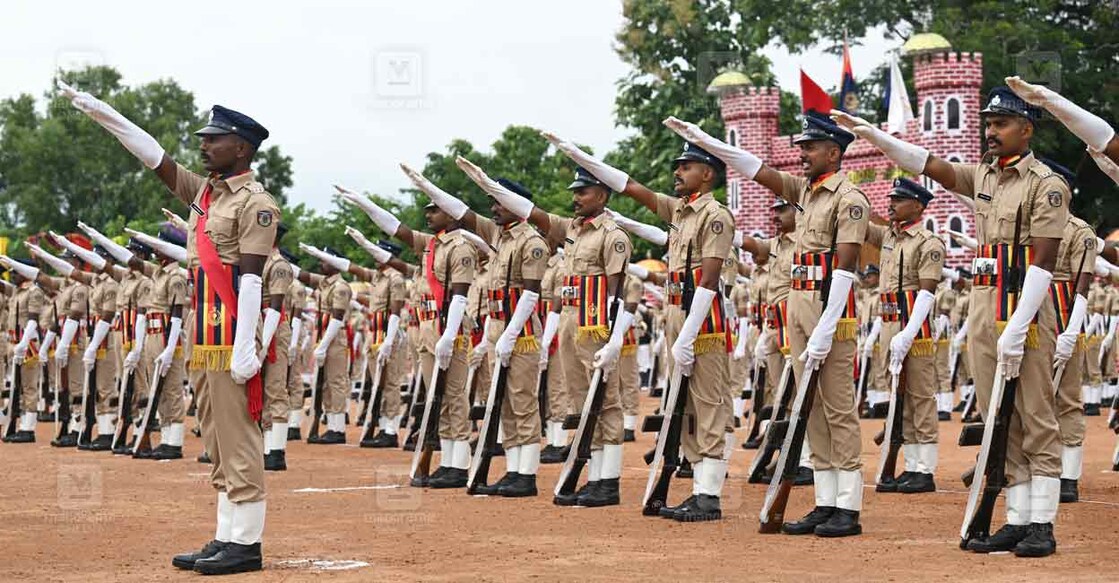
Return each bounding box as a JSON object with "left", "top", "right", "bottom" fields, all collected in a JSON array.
[{"left": 0, "top": 66, "right": 295, "bottom": 256}]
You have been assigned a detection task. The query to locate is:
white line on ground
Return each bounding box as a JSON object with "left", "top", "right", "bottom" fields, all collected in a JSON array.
[{"left": 292, "top": 485, "right": 400, "bottom": 493}]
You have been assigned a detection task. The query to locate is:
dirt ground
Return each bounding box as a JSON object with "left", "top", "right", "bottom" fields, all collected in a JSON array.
[{"left": 2, "top": 395, "right": 1118, "bottom": 582}]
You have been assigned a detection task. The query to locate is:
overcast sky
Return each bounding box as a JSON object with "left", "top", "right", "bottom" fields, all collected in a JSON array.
[{"left": 1, "top": 1, "right": 899, "bottom": 213}]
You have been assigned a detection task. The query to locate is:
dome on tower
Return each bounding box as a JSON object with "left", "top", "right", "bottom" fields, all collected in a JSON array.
[
  {"left": 706, "top": 70, "right": 752, "bottom": 94},
  {"left": 902, "top": 33, "right": 952, "bottom": 56}
]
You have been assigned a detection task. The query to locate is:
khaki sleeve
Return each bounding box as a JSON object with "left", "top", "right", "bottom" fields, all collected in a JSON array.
[
  {"left": 602, "top": 228, "right": 632, "bottom": 277},
  {"left": 546, "top": 214, "right": 572, "bottom": 248},
  {"left": 100, "top": 282, "right": 119, "bottom": 314},
  {"left": 1067, "top": 226, "right": 1097, "bottom": 284},
  {"left": 917, "top": 237, "right": 947, "bottom": 281},
  {"left": 836, "top": 191, "right": 870, "bottom": 246},
  {"left": 949, "top": 162, "right": 978, "bottom": 198},
  {"left": 520, "top": 236, "right": 549, "bottom": 282},
  {"left": 864, "top": 223, "right": 887, "bottom": 248},
  {"left": 70, "top": 285, "right": 89, "bottom": 316},
  {"left": 170, "top": 163, "right": 207, "bottom": 206},
  {"left": 778, "top": 171, "right": 808, "bottom": 205},
  {"left": 654, "top": 192, "right": 678, "bottom": 223},
  {"left": 1029, "top": 175, "right": 1071, "bottom": 241},
  {"left": 169, "top": 272, "right": 189, "bottom": 308},
  {"left": 411, "top": 231, "right": 433, "bottom": 257},
  {"left": 449, "top": 242, "right": 477, "bottom": 286},
  {"left": 474, "top": 214, "right": 499, "bottom": 245},
  {"left": 306, "top": 273, "right": 325, "bottom": 288},
  {"left": 268, "top": 261, "right": 293, "bottom": 297},
  {"left": 331, "top": 281, "right": 352, "bottom": 312},
  {"left": 699, "top": 207, "right": 734, "bottom": 261},
  {"left": 28, "top": 287, "right": 46, "bottom": 317},
  {"left": 239, "top": 192, "right": 280, "bottom": 257},
  {"left": 624, "top": 275, "right": 643, "bottom": 304},
  {"left": 389, "top": 272, "right": 406, "bottom": 304}
]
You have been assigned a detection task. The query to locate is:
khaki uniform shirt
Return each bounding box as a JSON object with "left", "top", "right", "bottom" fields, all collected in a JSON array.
[{"left": 949, "top": 152, "right": 1069, "bottom": 247}]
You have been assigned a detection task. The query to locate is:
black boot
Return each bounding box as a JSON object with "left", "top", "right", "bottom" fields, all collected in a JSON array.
[
  {"left": 657, "top": 495, "right": 696, "bottom": 518},
  {"left": 781, "top": 506, "right": 835, "bottom": 535},
  {"left": 792, "top": 466, "right": 814, "bottom": 486},
  {"left": 623, "top": 429, "right": 636, "bottom": 442},
  {"left": 966, "top": 523, "right": 1031, "bottom": 553},
  {"left": 938, "top": 411, "right": 951, "bottom": 421},
  {"left": 498, "top": 474, "right": 538, "bottom": 498},
  {"left": 264, "top": 450, "right": 287, "bottom": 471},
  {"left": 581, "top": 478, "right": 620, "bottom": 507},
  {"left": 540, "top": 445, "right": 566, "bottom": 464},
  {"left": 554, "top": 481, "right": 596, "bottom": 507},
  {"left": 953, "top": 399, "right": 967, "bottom": 412},
  {"left": 876, "top": 474, "right": 900, "bottom": 493},
  {"left": 172, "top": 540, "right": 228, "bottom": 570},
  {"left": 88, "top": 434, "right": 113, "bottom": 451},
  {"left": 314, "top": 430, "right": 346, "bottom": 444},
  {"left": 676, "top": 459, "right": 693, "bottom": 479},
  {"left": 192, "top": 542, "right": 262, "bottom": 575},
  {"left": 150, "top": 444, "right": 184, "bottom": 460},
  {"left": 1013, "top": 523, "right": 1057, "bottom": 557},
  {"left": 742, "top": 437, "right": 762, "bottom": 450},
  {"left": 5, "top": 430, "right": 35, "bottom": 443},
  {"left": 815, "top": 508, "right": 861, "bottom": 537},
  {"left": 368, "top": 431, "right": 398, "bottom": 448},
  {"left": 672, "top": 494, "right": 722, "bottom": 522},
  {"left": 133, "top": 446, "right": 155, "bottom": 459},
  {"left": 428, "top": 467, "right": 468, "bottom": 489},
  {"left": 1084, "top": 403, "right": 1101, "bottom": 416},
  {"left": 1059, "top": 479, "right": 1078, "bottom": 503},
  {"left": 287, "top": 427, "right": 301, "bottom": 441},
  {"left": 871, "top": 402, "right": 889, "bottom": 418},
  {"left": 51, "top": 432, "right": 78, "bottom": 448},
  {"left": 897, "top": 472, "right": 936, "bottom": 494},
  {"left": 472, "top": 472, "right": 518, "bottom": 496},
  {"left": 197, "top": 451, "right": 212, "bottom": 464}
]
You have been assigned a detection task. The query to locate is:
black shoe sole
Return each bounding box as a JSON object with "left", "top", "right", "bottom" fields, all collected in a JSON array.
[
  {"left": 815, "top": 525, "right": 862, "bottom": 538},
  {"left": 194, "top": 559, "right": 263, "bottom": 575}
]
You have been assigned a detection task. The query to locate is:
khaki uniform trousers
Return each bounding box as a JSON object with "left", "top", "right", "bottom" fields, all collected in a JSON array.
[
  {"left": 373, "top": 341, "right": 405, "bottom": 420},
  {"left": 663, "top": 303, "right": 730, "bottom": 462},
  {"left": 558, "top": 307, "right": 622, "bottom": 449},
  {"left": 286, "top": 337, "right": 306, "bottom": 412},
  {"left": 968, "top": 287, "right": 1061, "bottom": 484},
  {"left": 935, "top": 339, "right": 952, "bottom": 394},
  {"left": 1056, "top": 342, "right": 1086, "bottom": 447},
  {"left": 619, "top": 349, "right": 640, "bottom": 417},
  {"left": 788, "top": 289, "right": 861, "bottom": 472},
  {"left": 880, "top": 321, "right": 938, "bottom": 445},
  {"left": 16, "top": 358, "right": 40, "bottom": 413},
  {"left": 763, "top": 329, "right": 783, "bottom": 408},
  {"left": 486, "top": 318, "right": 542, "bottom": 449},
  {"left": 1085, "top": 335, "right": 1103, "bottom": 385},
  {"left": 142, "top": 332, "right": 186, "bottom": 427},
  {"left": 418, "top": 346, "right": 471, "bottom": 442},
  {"left": 321, "top": 334, "right": 349, "bottom": 415},
  {"left": 95, "top": 346, "right": 118, "bottom": 416},
  {"left": 193, "top": 366, "right": 265, "bottom": 503},
  {"left": 545, "top": 334, "right": 570, "bottom": 423},
  {"left": 263, "top": 319, "right": 292, "bottom": 426}
]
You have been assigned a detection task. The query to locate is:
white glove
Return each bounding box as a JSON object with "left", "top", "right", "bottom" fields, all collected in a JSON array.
[
  {"left": 345, "top": 226, "right": 393, "bottom": 264},
  {"left": 1095, "top": 255, "right": 1115, "bottom": 278},
  {"left": 1, "top": 255, "right": 40, "bottom": 281},
  {"left": 607, "top": 209, "right": 668, "bottom": 246},
  {"left": 230, "top": 274, "right": 263, "bottom": 384},
  {"left": 27, "top": 243, "right": 73, "bottom": 277},
  {"left": 124, "top": 228, "right": 187, "bottom": 263},
  {"left": 58, "top": 81, "right": 165, "bottom": 169},
  {"left": 1089, "top": 148, "right": 1119, "bottom": 186},
  {"left": 454, "top": 157, "right": 535, "bottom": 219},
  {"left": 400, "top": 163, "right": 469, "bottom": 220},
  {"left": 934, "top": 314, "right": 951, "bottom": 341},
  {"left": 800, "top": 270, "right": 857, "bottom": 368},
  {"left": 459, "top": 230, "right": 493, "bottom": 258},
  {"left": 626, "top": 263, "right": 650, "bottom": 281},
  {"left": 55, "top": 318, "right": 80, "bottom": 367},
  {"left": 378, "top": 313, "right": 401, "bottom": 365},
  {"left": 154, "top": 317, "right": 182, "bottom": 377},
  {"left": 435, "top": 295, "right": 468, "bottom": 370},
  {"left": 942, "top": 268, "right": 959, "bottom": 283},
  {"left": 997, "top": 266, "right": 1053, "bottom": 379},
  {"left": 352, "top": 331, "right": 364, "bottom": 354},
  {"left": 538, "top": 311, "right": 560, "bottom": 371},
  {"left": 830, "top": 110, "right": 930, "bottom": 174},
  {"left": 671, "top": 287, "right": 718, "bottom": 376},
  {"left": 77, "top": 222, "right": 134, "bottom": 265},
  {"left": 161, "top": 208, "right": 189, "bottom": 232},
  {"left": 49, "top": 232, "right": 106, "bottom": 271},
  {"left": 732, "top": 316, "right": 750, "bottom": 361},
  {"left": 259, "top": 308, "right": 282, "bottom": 366},
  {"left": 947, "top": 230, "right": 978, "bottom": 251},
  {"left": 540, "top": 130, "right": 630, "bottom": 192},
  {"left": 472, "top": 316, "right": 492, "bottom": 362},
  {"left": 83, "top": 320, "right": 111, "bottom": 370},
  {"left": 663, "top": 116, "right": 763, "bottom": 179},
  {"left": 888, "top": 289, "right": 936, "bottom": 374},
  {"left": 863, "top": 316, "right": 883, "bottom": 359},
  {"left": 593, "top": 300, "right": 633, "bottom": 372},
  {"left": 1055, "top": 294, "right": 1088, "bottom": 367},
  {"left": 37, "top": 330, "right": 56, "bottom": 363},
  {"left": 1103, "top": 315, "right": 1119, "bottom": 349},
  {"left": 289, "top": 315, "right": 303, "bottom": 355},
  {"left": 315, "top": 317, "right": 344, "bottom": 368},
  {"left": 952, "top": 319, "right": 969, "bottom": 353},
  {"left": 299, "top": 243, "right": 351, "bottom": 272},
  {"left": 1006, "top": 76, "right": 1115, "bottom": 152},
  {"left": 124, "top": 313, "right": 148, "bottom": 370},
  {"left": 753, "top": 328, "right": 771, "bottom": 363},
  {"left": 496, "top": 291, "right": 541, "bottom": 366},
  {"left": 335, "top": 185, "right": 401, "bottom": 236}
]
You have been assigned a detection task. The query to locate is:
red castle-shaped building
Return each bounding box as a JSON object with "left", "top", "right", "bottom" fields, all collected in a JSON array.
[{"left": 712, "top": 33, "right": 979, "bottom": 268}]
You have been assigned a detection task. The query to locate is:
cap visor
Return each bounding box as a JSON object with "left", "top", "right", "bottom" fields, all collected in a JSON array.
[
  {"left": 567, "top": 179, "right": 598, "bottom": 190},
  {"left": 194, "top": 125, "right": 233, "bottom": 136}
]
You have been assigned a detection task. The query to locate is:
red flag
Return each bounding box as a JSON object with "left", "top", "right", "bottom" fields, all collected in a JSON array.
[
  {"left": 838, "top": 42, "right": 859, "bottom": 113},
  {"left": 800, "top": 69, "right": 834, "bottom": 115}
]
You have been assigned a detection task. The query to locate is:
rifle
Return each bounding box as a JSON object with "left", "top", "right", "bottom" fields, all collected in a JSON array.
[
  {"left": 357, "top": 340, "right": 388, "bottom": 445},
  {"left": 409, "top": 258, "right": 454, "bottom": 484},
  {"left": 640, "top": 243, "right": 694, "bottom": 515},
  {"left": 466, "top": 258, "right": 515, "bottom": 493},
  {"left": 1053, "top": 244, "right": 1090, "bottom": 398},
  {"left": 53, "top": 353, "right": 71, "bottom": 442},
  {"left": 874, "top": 250, "right": 907, "bottom": 490},
  {"left": 2, "top": 353, "right": 20, "bottom": 439},
  {"left": 133, "top": 361, "right": 166, "bottom": 456},
  {"left": 960, "top": 204, "right": 1024, "bottom": 549},
  {"left": 555, "top": 264, "right": 628, "bottom": 502},
  {"left": 743, "top": 356, "right": 768, "bottom": 446},
  {"left": 110, "top": 366, "right": 137, "bottom": 452},
  {"left": 855, "top": 351, "right": 871, "bottom": 410},
  {"left": 746, "top": 356, "right": 794, "bottom": 483},
  {"left": 759, "top": 224, "right": 838, "bottom": 533}
]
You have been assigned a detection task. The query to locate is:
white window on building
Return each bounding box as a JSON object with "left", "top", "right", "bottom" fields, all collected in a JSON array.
[
  {"left": 945, "top": 96, "right": 962, "bottom": 131},
  {"left": 922, "top": 99, "right": 934, "bottom": 132}
]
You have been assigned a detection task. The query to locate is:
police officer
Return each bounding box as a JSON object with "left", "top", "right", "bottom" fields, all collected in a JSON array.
[
  {"left": 545, "top": 131, "right": 735, "bottom": 520},
  {"left": 538, "top": 245, "right": 569, "bottom": 463},
  {"left": 864, "top": 178, "right": 946, "bottom": 494},
  {"left": 665, "top": 113, "right": 869, "bottom": 536},
  {"left": 835, "top": 87, "right": 1067, "bottom": 556},
  {"left": 296, "top": 246, "right": 352, "bottom": 445},
  {"left": 861, "top": 265, "right": 889, "bottom": 417},
  {"left": 256, "top": 225, "right": 295, "bottom": 468},
  {"left": 340, "top": 186, "right": 477, "bottom": 489},
  {"left": 1, "top": 257, "right": 46, "bottom": 443},
  {"left": 63, "top": 85, "right": 277, "bottom": 573}
]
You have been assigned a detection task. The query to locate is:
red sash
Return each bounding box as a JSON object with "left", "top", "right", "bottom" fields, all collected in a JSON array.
[
  {"left": 195, "top": 183, "right": 263, "bottom": 422},
  {"left": 425, "top": 235, "right": 445, "bottom": 307}
]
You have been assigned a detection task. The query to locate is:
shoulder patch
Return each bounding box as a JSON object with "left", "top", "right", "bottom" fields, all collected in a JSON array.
[
  {"left": 1047, "top": 191, "right": 1063, "bottom": 208},
  {"left": 257, "top": 210, "right": 274, "bottom": 227},
  {"left": 461, "top": 256, "right": 472, "bottom": 267},
  {"left": 849, "top": 205, "right": 864, "bottom": 220},
  {"left": 1085, "top": 237, "right": 1096, "bottom": 250},
  {"left": 613, "top": 240, "right": 626, "bottom": 254},
  {"left": 928, "top": 249, "right": 942, "bottom": 263},
  {"left": 531, "top": 247, "right": 544, "bottom": 260},
  {"left": 710, "top": 219, "right": 724, "bottom": 234}
]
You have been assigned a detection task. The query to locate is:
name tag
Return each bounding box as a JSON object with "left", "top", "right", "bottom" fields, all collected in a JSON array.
[
  {"left": 190, "top": 203, "right": 206, "bottom": 217},
  {"left": 972, "top": 257, "right": 997, "bottom": 276},
  {"left": 977, "top": 193, "right": 992, "bottom": 202}
]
